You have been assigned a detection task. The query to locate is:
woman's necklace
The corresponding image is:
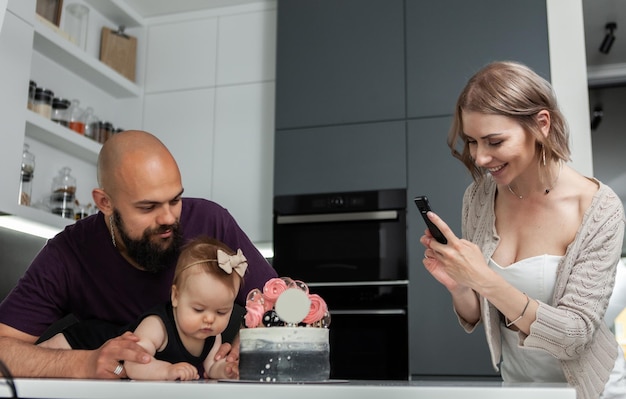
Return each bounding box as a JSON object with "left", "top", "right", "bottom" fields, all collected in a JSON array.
[{"left": 507, "top": 161, "right": 563, "bottom": 200}]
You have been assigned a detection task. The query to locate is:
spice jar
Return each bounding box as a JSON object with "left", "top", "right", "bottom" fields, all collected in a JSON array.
[
  {"left": 51, "top": 167, "right": 76, "bottom": 219},
  {"left": 51, "top": 98, "right": 71, "bottom": 127},
  {"left": 74, "top": 201, "right": 92, "bottom": 220},
  {"left": 68, "top": 99, "right": 85, "bottom": 135},
  {"left": 99, "top": 121, "right": 114, "bottom": 143},
  {"left": 18, "top": 144, "right": 35, "bottom": 206},
  {"left": 33, "top": 88, "right": 54, "bottom": 119}
]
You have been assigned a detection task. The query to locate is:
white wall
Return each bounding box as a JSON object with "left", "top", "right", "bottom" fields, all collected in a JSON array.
[{"left": 546, "top": 0, "right": 594, "bottom": 176}]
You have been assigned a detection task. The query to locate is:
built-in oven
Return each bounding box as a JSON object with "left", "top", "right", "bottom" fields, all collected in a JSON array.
[{"left": 272, "top": 188, "right": 408, "bottom": 380}]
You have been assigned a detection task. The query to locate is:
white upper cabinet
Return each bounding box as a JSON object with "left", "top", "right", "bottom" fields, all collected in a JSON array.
[
  {"left": 216, "top": 10, "right": 277, "bottom": 85},
  {"left": 142, "top": 88, "right": 216, "bottom": 201},
  {"left": 143, "top": 6, "right": 277, "bottom": 243},
  {"left": 213, "top": 82, "right": 275, "bottom": 243},
  {"left": 144, "top": 18, "right": 218, "bottom": 93}
]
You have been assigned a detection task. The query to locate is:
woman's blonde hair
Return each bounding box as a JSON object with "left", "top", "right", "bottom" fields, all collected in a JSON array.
[{"left": 447, "top": 61, "right": 571, "bottom": 182}]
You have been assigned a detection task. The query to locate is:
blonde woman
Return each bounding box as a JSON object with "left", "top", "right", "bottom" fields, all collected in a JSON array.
[{"left": 420, "top": 61, "right": 625, "bottom": 399}]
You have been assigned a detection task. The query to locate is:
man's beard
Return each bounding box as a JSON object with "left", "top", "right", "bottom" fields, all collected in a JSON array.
[{"left": 112, "top": 209, "right": 183, "bottom": 273}]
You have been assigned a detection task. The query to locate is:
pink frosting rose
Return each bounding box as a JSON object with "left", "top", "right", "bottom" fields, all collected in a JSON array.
[
  {"left": 263, "top": 277, "right": 288, "bottom": 305},
  {"left": 302, "top": 294, "right": 328, "bottom": 325},
  {"left": 245, "top": 300, "right": 265, "bottom": 328}
]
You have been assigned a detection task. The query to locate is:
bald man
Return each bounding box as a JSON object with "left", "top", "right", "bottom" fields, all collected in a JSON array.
[{"left": 0, "top": 131, "right": 277, "bottom": 378}]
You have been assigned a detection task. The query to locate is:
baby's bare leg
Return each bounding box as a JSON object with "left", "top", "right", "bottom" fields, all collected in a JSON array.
[{"left": 38, "top": 333, "right": 71, "bottom": 349}]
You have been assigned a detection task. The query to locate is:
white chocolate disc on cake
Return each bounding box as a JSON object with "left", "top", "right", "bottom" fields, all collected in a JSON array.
[{"left": 275, "top": 288, "right": 311, "bottom": 324}]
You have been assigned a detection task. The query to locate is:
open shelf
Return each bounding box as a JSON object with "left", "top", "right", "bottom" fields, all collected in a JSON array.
[
  {"left": 32, "top": 18, "right": 141, "bottom": 98},
  {"left": 25, "top": 110, "right": 101, "bottom": 165},
  {"left": 10, "top": 203, "right": 76, "bottom": 231}
]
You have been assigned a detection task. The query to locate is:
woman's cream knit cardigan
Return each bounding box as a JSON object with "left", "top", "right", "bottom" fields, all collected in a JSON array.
[{"left": 458, "top": 176, "right": 625, "bottom": 399}]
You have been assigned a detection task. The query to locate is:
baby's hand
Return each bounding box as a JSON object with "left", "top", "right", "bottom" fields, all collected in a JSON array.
[
  {"left": 224, "top": 361, "right": 239, "bottom": 380},
  {"left": 168, "top": 362, "right": 199, "bottom": 381},
  {"left": 204, "top": 359, "right": 239, "bottom": 380}
]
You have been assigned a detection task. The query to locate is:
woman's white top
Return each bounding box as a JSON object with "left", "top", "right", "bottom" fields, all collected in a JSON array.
[
  {"left": 489, "top": 255, "right": 626, "bottom": 396},
  {"left": 489, "top": 255, "right": 566, "bottom": 382}
]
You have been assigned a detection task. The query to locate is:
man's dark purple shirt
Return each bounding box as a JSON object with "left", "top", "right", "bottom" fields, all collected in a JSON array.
[{"left": 0, "top": 198, "right": 277, "bottom": 337}]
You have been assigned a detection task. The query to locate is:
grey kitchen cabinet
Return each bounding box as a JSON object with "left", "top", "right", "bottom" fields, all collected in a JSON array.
[
  {"left": 405, "top": 0, "right": 551, "bottom": 119},
  {"left": 406, "top": 116, "right": 497, "bottom": 377},
  {"left": 275, "top": 0, "right": 405, "bottom": 129},
  {"left": 274, "top": 121, "right": 407, "bottom": 196}
]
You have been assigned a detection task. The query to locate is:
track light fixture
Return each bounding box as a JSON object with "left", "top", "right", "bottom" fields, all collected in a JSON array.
[{"left": 600, "top": 22, "right": 617, "bottom": 54}]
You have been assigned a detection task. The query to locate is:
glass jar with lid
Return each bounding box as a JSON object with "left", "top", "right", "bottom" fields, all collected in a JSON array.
[
  {"left": 33, "top": 87, "right": 54, "bottom": 119},
  {"left": 99, "top": 121, "right": 114, "bottom": 143},
  {"left": 51, "top": 98, "right": 71, "bottom": 127},
  {"left": 18, "top": 144, "right": 35, "bottom": 206},
  {"left": 27, "top": 80, "right": 37, "bottom": 110},
  {"left": 51, "top": 167, "right": 76, "bottom": 219}
]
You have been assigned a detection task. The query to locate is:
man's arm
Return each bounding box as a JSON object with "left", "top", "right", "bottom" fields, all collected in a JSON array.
[{"left": 0, "top": 323, "right": 151, "bottom": 378}]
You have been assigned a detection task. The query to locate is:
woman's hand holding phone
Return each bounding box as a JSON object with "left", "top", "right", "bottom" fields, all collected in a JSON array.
[{"left": 414, "top": 196, "right": 447, "bottom": 244}]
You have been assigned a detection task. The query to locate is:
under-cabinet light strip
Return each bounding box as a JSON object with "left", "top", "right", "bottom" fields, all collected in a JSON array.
[{"left": 0, "top": 215, "right": 61, "bottom": 239}]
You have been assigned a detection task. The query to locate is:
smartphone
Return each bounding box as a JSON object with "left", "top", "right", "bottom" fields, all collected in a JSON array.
[{"left": 414, "top": 196, "right": 448, "bottom": 244}]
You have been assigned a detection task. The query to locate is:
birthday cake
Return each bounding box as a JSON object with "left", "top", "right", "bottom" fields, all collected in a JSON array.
[{"left": 239, "top": 277, "right": 331, "bottom": 382}]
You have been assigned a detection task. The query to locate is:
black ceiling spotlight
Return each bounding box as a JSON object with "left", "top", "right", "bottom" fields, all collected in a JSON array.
[
  {"left": 600, "top": 22, "right": 617, "bottom": 54},
  {"left": 591, "top": 105, "right": 604, "bottom": 131}
]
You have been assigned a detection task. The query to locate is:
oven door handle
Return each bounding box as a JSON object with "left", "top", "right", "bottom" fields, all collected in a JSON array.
[
  {"left": 330, "top": 309, "right": 406, "bottom": 316},
  {"left": 276, "top": 210, "right": 398, "bottom": 224}
]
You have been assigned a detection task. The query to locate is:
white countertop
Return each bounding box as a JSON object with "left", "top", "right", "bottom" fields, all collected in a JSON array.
[{"left": 0, "top": 378, "right": 576, "bottom": 399}]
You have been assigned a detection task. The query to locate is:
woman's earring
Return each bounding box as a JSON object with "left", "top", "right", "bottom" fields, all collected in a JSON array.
[{"left": 542, "top": 145, "right": 546, "bottom": 166}]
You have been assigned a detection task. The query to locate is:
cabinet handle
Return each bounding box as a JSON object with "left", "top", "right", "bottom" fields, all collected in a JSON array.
[
  {"left": 276, "top": 210, "right": 398, "bottom": 224},
  {"left": 330, "top": 309, "right": 406, "bottom": 316}
]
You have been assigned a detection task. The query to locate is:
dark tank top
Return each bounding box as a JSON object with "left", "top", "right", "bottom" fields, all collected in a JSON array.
[{"left": 142, "top": 302, "right": 216, "bottom": 378}]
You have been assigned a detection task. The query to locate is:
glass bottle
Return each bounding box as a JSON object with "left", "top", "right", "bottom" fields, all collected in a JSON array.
[
  {"left": 68, "top": 99, "right": 85, "bottom": 135},
  {"left": 51, "top": 167, "right": 76, "bottom": 219},
  {"left": 64, "top": 3, "right": 89, "bottom": 50},
  {"left": 83, "top": 107, "right": 100, "bottom": 141},
  {"left": 18, "top": 144, "right": 35, "bottom": 206}
]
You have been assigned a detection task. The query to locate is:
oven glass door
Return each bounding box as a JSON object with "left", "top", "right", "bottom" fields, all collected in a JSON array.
[
  {"left": 272, "top": 210, "right": 407, "bottom": 283},
  {"left": 329, "top": 309, "right": 408, "bottom": 380}
]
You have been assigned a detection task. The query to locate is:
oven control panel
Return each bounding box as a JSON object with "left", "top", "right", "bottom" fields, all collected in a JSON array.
[{"left": 274, "top": 188, "right": 406, "bottom": 215}]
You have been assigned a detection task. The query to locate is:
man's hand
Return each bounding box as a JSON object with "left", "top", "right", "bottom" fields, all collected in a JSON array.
[
  {"left": 214, "top": 333, "right": 240, "bottom": 364},
  {"left": 88, "top": 331, "right": 151, "bottom": 379},
  {"left": 223, "top": 360, "right": 239, "bottom": 379}
]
